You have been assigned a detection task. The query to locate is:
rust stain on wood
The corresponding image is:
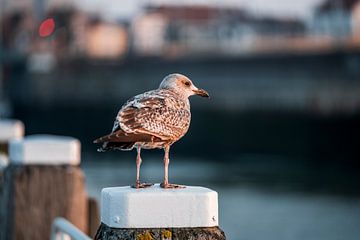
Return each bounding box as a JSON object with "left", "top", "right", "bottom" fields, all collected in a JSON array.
[
  {"left": 136, "top": 231, "right": 153, "bottom": 240},
  {"left": 161, "top": 229, "right": 172, "bottom": 240}
]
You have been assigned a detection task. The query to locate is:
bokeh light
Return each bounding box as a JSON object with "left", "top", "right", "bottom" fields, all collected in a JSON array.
[{"left": 39, "top": 18, "right": 55, "bottom": 37}]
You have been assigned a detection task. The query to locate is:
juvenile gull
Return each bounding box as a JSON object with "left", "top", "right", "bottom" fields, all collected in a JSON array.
[{"left": 94, "top": 73, "right": 209, "bottom": 189}]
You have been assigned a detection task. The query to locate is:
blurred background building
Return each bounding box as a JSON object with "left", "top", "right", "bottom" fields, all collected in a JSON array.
[
  {"left": 1, "top": 0, "right": 360, "bottom": 110},
  {"left": 1, "top": 0, "right": 360, "bottom": 239}
]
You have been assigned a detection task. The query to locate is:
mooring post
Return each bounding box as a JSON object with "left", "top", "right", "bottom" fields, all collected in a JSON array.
[
  {"left": 0, "top": 134, "right": 89, "bottom": 240},
  {"left": 95, "top": 184, "right": 226, "bottom": 240},
  {"left": 0, "top": 119, "right": 24, "bottom": 167},
  {"left": 0, "top": 119, "right": 24, "bottom": 238}
]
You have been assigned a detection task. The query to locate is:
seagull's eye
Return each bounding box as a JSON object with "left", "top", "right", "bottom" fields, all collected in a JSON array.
[{"left": 184, "top": 81, "right": 191, "bottom": 87}]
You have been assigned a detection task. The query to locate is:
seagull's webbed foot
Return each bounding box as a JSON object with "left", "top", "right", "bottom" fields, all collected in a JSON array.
[
  {"left": 160, "top": 182, "right": 186, "bottom": 189},
  {"left": 132, "top": 181, "right": 154, "bottom": 189}
]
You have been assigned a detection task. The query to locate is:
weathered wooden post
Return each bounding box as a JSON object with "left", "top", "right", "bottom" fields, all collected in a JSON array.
[
  {"left": 0, "top": 134, "right": 89, "bottom": 240},
  {"left": 95, "top": 184, "right": 226, "bottom": 240},
  {"left": 0, "top": 119, "right": 25, "bottom": 239}
]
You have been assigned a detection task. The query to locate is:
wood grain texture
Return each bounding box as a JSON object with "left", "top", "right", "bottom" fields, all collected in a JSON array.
[
  {"left": 94, "top": 222, "right": 226, "bottom": 240},
  {"left": 88, "top": 197, "right": 101, "bottom": 238},
  {"left": 0, "top": 165, "right": 89, "bottom": 240}
]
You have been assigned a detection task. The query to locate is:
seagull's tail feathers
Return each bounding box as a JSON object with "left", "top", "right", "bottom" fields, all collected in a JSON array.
[
  {"left": 97, "top": 142, "right": 135, "bottom": 152},
  {"left": 93, "top": 129, "right": 162, "bottom": 144},
  {"left": 93, "top": 129, "right": 163, "bottom": 152},
  {"left": 93, "top": 130, "right": 134, "bottom": 144}
]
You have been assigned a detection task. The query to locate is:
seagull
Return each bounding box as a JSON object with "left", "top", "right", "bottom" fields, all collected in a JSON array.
[{"left": 94, "top": 73, "right": 209, "bottom": 189}]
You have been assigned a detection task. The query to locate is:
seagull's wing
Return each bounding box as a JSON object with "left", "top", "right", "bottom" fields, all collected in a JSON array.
[
  {"left": 119, "top": 90, "right": 190, "bottom": 140},
  {"left": 94, "top": 90, "right": 190, "bottom": 144}
]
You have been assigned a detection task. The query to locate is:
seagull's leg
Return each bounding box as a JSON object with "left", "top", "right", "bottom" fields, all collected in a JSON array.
[
  {"left": 160, "top": 145, "right": 185, "bottom": 189},
  {"left": 132, "top": 146, "right": 153, "bottom": 189},
  {"left": 136, "top": 147, "right": 141, "bottom": 185},
  {"left": 163, "top": 145, "right": 169, "bottom": 186}
]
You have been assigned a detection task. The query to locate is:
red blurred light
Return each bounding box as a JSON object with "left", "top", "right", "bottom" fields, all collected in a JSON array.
[{"left": 39, "top": 18, "right": 55, "bottom": 37}]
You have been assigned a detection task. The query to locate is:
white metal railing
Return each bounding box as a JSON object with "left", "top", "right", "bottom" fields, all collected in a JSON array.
[{"left": 50, "top": 218, "right": 91, "bottom": 240}]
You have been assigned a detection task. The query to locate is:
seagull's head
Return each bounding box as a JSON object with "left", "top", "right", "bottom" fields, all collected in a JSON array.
[{"left": 159, "top": 73, "right": 209, "bottom": 99}]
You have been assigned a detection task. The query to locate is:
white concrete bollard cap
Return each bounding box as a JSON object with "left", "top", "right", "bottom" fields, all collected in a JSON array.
[
  {"left": 0, "top": 119, "right": 24, "bottom": 142},
  {"left": 9, "top": 134, "right": 81, "bottom": 165},
  {"left": 101, "top": 184, "right": 219, "bottom": 228}
]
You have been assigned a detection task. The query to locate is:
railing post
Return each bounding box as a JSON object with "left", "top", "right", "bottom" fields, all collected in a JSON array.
[
  {"left": 0, "top": 134, "right": 89, "bottom": 240},
  {"left": 95, "top": 184, "right": 226, "bottom": 240}
]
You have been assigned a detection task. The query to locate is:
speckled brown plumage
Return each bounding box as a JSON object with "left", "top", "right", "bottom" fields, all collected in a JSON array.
[{"left": 94, "top": 89, "right": 191, "bottom": 151}]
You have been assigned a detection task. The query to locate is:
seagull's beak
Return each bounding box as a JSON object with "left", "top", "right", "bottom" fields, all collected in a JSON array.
[{"left": 193, "top": 88, "right": 210, "bottom": 98}]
